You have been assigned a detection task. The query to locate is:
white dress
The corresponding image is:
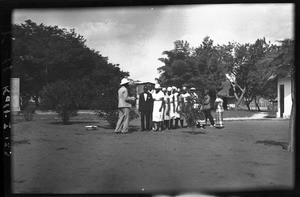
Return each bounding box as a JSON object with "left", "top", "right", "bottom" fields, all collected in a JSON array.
[
  {"left": 152, "top": 91, "right": 164, "bottom": 122},
  {"left": 170, "top": 92, "right": 180, "bottom": 119},
  {"left": 163, "top": 94, "right": 170, "bottom": 120}
]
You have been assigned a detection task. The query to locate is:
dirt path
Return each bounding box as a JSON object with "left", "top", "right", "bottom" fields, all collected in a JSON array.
[{"left": 11, "top": 119, "right": 293, "bottom": 194}]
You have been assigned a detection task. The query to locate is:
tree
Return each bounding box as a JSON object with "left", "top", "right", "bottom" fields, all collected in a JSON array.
[
  {"left": 12, "top": 20, "right": 106, "bottom": 107},
  {"left": 223, "top": 38, "right": 275, "bottom": 110},
  {"left": 158, "top": 37, "right": 226, "bottom": 97}
]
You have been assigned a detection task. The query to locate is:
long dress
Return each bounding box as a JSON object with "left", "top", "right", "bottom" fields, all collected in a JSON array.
[
  {"left": 152, "top": 91, "right": 164, "bottom": 122},
  {"left": 170, "top": 92, "right": 180, "bottom": 119},
  {"left": 163, "top": 93, "right": 170, "bottom": 120},
  {"left": 215, "top": 97, "right": 224, "bottom": 128},
  {"left": 180, "top": 92, "right": 190, "bottom": 120}
]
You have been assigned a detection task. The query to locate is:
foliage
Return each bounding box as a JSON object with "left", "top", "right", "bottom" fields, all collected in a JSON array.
[
  {"left": 93, "top": 81, "right": 138, "bottom": 128},
  {"left": 22, "top": 102, "right": 36, "bottom": 121},
  {"left": 181, "top": 97, "right": 202, "bottom": 129},
  {"left": 158, "top": 37, "right": 226, "bottom": 97},
  {"left": 12, "top": 20, "right": 128, "bottom": 108},
  {"left": 95, "top": 108, "right": 139, "bottom": 129},
  {"left": 39, "top": 80, "right": 82, "bottom": 124}
]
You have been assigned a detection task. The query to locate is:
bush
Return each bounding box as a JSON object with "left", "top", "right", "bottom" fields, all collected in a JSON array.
[
  {"left": 181, "top": 97, "right": 202, "bottom": 129},
  {"left": 95, "top": 108, "right": 139, "bottom": 128},
  {"left": 40, "top": 80, "right": 81, "bottom": 124},
  {"left": 93, "top": 85, "right": 139, "bottom": 128},
  {"left": 22, "top": 102, "right": 36, "bottom": 121}
]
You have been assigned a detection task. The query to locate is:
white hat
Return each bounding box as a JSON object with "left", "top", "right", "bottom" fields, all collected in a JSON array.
[
  {"left": 182, "top": 86, "right": 187, "bottom": 90},
  {"left": 190, "top": 87, "right": 196, "bottom": 90},
  {"left": 172, "top": 86, "right": 177, "bottom": 90},
  {"left": 167, "top": 87, "right": 172, "bottom": 91},
  {"left": 162, "top": 87, "right": 167, "bottom": 91},
  {"left": 155, "top": 84, "right": 161, "bottom": 89},
  {"left": 120, "top": 78, "right": 129, "bottom": 85}
]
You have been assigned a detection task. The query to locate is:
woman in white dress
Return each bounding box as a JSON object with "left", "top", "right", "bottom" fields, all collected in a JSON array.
[
  {"left": 163, "top": 87, "right": 172, "bottom": 129},
  {"left": 215, "top": 93, "right": 224, "bottom": 128},
  {"left": 169, "top": 86, "right": 180, "bottom": 129},
  {"left": 152, "top": 84, "right": 164, "bottom": 131}
]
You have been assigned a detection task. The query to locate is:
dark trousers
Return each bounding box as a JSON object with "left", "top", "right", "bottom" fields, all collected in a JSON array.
[
  {"left": 140, "top": 111, "right": 151, "bottom": 130},
  {"left": 203, "top": 109, "right": 215, "bottom": 125}
]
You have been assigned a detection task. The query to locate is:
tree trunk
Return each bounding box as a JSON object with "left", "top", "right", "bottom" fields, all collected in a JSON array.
[
  {"left": 246, "top": 103, "right": 250, "bottom": 111},
  {"left": 288, "top": 76, "right": 295, "bottom": 152},
  {"left": 234, "top": 87, "right": 246, "bottom": 110},
  {"left": 254, "top": 97, "right": 261, "bottom": 111}
]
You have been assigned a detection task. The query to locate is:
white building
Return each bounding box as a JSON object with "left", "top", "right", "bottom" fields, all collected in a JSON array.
[
  {"left": 277, "top": 76, "right": 292, "bottom": 118},
  {"left": 11, "top": 78, "right": 20, "bottom": 115}
]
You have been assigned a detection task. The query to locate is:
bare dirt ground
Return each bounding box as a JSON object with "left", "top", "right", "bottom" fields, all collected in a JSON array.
[{"left": 11, "top": 116, "right": 293, "bottom": 194}]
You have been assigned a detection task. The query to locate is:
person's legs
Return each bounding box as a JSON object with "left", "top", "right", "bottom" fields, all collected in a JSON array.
[
  {"left": 141, "top": 111, "right": 145, "bottom": 131},
  {"left": 207, "top": 109, "right": 215, "bottom": 126},
  {"left": 121, "top": 108, "right": 130, "bottom": 133},
  {"left": 145, "top": 111, "right": 151, "bottom": 130},
  {"left": 115, "top": 108, "right": 125, "bottom": 133},
  {"left": 175, "top": 118, "right": 179, "bottom": 129}
]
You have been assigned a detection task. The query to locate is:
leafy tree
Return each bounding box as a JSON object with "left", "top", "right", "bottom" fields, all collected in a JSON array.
[
  {"left": 39, "top": 80, "right": 81, "bottom": 124},
  {"left": 12, "top": 20, "right": 110, "bottom": 107},
  {"left": 223, "top": 38, "right": 275, "bottom": 110},
  {"left": 158, "top": 37, "right": 226, "bottom": 98}
]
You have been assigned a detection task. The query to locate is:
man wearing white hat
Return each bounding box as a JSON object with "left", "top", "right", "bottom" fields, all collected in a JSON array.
[{"left": 115, "top": 78, "right": 136, "bottom": 134}]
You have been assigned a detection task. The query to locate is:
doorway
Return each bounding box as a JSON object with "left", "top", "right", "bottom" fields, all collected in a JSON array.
[{"left": 280, "top": 84, "right": 284, "bottom": 118}]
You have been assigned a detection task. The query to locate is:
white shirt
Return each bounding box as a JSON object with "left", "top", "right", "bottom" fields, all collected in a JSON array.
[{"left": 144, "top": 92, "right": 148, "bottom": 101}]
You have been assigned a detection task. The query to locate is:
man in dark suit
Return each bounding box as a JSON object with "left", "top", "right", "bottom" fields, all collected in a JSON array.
[{"left": 138, "top": 85, "right": 153, "bottom": 131}]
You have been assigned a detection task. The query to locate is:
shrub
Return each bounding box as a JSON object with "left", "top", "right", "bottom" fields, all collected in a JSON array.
[
  {"left": 95, "top": 108, "right": 139, "bottom": 128},
  {"left": 181, "top": 97, "right": 202, "bottom": 130},
  {"left": 40, "top": 80, "right": 81, "bottom": 124},
  {"left": 93, "top": 85, "right": 139, "bottom": 128},
  {"left": 22, "top": 102, "right": 36, "bottom": 121}
]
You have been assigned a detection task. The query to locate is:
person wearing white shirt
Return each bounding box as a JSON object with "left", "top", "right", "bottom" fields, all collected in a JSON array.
[{"left": 138, "top": 85, "right": 153, "bottom": 131}]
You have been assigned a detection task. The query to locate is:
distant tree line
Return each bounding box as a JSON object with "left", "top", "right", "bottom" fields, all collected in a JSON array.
[{"left": 158, "top": 37, "right": 294, "bottom": 111}]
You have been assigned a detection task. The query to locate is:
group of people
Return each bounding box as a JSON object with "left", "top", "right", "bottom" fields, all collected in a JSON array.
[{"left": 114, "top": 78, "right": 224, "bottom": 134}]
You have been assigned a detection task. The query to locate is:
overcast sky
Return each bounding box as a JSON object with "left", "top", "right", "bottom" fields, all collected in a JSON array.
[{"left": 13, "top": 3, "right": 294, "bottom": 83}]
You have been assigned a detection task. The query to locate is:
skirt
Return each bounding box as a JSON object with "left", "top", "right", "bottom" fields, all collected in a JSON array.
[
  {"left": 164, "top": 104, "right": 170, "bottom": 120},
  {"left": 169, "top": 102, "right": 180, "bottom": 119},
  {"left": 215, "top": 110, "right": 224, "bottom": 128},
  {"left": 153, "top": 100, "right": 163, "bottom": 122}
]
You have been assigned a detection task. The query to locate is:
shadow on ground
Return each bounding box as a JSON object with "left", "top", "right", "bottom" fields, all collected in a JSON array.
[
  {"left": 184, "top": 130, "right": 206, "bottom": 135},
  {"left": 50, "top": 121, "right": 99, "bottom": 125},
  {"left": 256, "top": 140, "right": 288, "bottom": 150}
]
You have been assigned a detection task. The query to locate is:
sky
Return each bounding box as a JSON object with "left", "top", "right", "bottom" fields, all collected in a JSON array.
[{"left": 13, "top": 3, "right": 294, "bottom": 83}]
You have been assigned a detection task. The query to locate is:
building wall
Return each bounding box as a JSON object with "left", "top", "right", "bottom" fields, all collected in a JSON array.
[
  {"left": 277, "top": 77, "right": 292, "bottom": 118},
  {"left": 11, "top": 78, "right": 20, "bottom": 115}
]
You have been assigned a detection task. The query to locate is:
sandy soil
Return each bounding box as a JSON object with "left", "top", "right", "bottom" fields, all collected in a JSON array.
[{"left": 11, "top": 117, "right": 294, "bottom": 194}]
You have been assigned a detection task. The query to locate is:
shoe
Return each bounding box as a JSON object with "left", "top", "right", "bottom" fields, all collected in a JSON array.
[{"left": 210, "top": 125, "right": 215, "bottom": 127}]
